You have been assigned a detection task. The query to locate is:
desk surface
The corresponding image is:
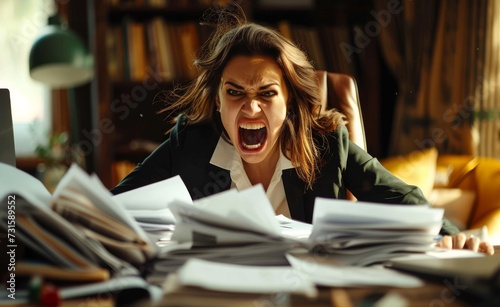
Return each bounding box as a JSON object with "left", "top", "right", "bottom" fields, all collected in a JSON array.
[
  {"left": 59, "top": 246, "right": 500, "bottom": 307},
  {"left": 154, "top": 280, "right": 475, "bottom": 307},
  {"left": 62, "top": 285, "right": 469, "bottom": 307}
]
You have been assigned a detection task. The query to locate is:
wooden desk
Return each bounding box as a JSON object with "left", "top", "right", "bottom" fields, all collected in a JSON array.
[
  {"left": 60, "top": 246, "right": 500, "bottom": 307},
  {"left": 151, "top": 281, "right": 473, "bottom": 307},
  {"left": 59, "top": 283, "right": 471, "bottom": 307}
]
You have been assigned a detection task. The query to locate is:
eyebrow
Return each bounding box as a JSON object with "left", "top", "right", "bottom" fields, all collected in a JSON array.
[{"left": 224, "top": 81, "right": 278, "bottom": 90}]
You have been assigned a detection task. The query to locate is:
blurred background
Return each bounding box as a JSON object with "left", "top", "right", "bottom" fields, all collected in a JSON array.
[{"left": 2, "top": 0, "right": 499, "bottom": 189}]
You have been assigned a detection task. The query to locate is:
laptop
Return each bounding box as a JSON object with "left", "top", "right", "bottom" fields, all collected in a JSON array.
[
  {"left": 0, "top": 89, "right": 16, "bottom": 166},
  {"left": 385, "top": 254, "right": 500, "bottom": 281},
  {"left": 385, "top": 254, "right": 500, "bottom": 302}
]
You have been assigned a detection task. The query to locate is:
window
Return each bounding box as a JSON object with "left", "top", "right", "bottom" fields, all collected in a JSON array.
[{"left": 0, "top": 0, "right": 54, "bottom": 156}]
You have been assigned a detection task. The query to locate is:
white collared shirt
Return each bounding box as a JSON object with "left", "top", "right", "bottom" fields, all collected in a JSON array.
[{"left": 210, "top": 137, "right": 295, "bottom": 218}]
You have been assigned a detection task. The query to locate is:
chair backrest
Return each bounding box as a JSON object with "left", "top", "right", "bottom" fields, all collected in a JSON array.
[
  {"left": 0, "top": 89, "right": 16, "bottom": 166},
  {"left": 316, "top": 71, "right": 366, "bottom": 150}
]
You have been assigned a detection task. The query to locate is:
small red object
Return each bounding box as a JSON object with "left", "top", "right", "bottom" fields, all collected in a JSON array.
[{"left": 40, "top": 284, "right": 61, "bottom": 306}]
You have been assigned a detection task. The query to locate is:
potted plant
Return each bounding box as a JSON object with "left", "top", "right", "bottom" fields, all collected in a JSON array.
[{"left": 31, "top": 121, "right": 85, "bottom": 192}]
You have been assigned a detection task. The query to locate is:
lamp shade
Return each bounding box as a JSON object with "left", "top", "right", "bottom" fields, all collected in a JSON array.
[{"left": 29, "top": 16, "right": 93, "bottom": 88}]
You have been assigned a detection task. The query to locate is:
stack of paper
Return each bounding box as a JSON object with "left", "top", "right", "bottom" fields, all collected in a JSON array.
[
  {"left": 309, "top": 198, "right": 444, "bottom": 266},
  {"left": 0, "top": 162, "right": 156, "bottom": 282},
  {"left": 152, "top": 185, "right": 309, "bottom": 274}
]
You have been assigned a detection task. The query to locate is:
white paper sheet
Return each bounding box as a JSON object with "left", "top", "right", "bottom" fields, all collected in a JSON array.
[
  {"left": 173, "top": 258, "right": 318, "bottom": 297},
  {"left": 192, "top": 184, "right": 280, "bottom": 236},
  {"left": 275, "top": 214, "right": 312, "bottom": 239},
  {"left": 171, "top": 184, "right": 281, "bottom": 242},
  {"left": 286, "top": 254, "right": 423, "bottom": 288},
  {"left": 129, "top": 208, "right": 177, "bottom": 224},
  {"left": 0, "top": 162, "right": 52, "bottom": 209},
  {"left": 312, "top": 198, "right": 444, "bottom": 225},
  {"left": 112, "top": 175, "right": 192, "bottom": 211}
]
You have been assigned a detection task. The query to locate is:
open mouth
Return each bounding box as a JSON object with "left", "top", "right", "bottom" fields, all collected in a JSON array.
[{"left": 239, "top": 123, "right": 267, "bottom": 150}]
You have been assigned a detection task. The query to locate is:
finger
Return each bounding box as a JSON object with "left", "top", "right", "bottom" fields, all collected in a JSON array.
[
  {"left": 437, "top": 235, "right": 453, "bottom": 249},
  {"left": 453, "top": 233, "right": 467, "bottom": 249},
  {"left": 478, "top": 242, "right": 495, "bottom": 255},
  {"left": 465, "top": 236, "right": 480, "bottom": 252}
]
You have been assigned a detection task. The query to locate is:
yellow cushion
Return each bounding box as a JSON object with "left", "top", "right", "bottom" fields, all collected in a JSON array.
[
  {"left": 469, "top": 157, "right": 500, "bottom": 225},
  {"left": 435, "top": 155, "right": 477, "bottom": 190},
  {"left": 380, "top": 147, "right": 438, "bottom": 199}
]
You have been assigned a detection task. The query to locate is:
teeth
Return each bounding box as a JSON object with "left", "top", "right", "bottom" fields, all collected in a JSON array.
[
  {"left": 239, "top": 123, "right": 265, "bottom": 130},
  {"left": 242, "top": 142, "right": 262, "bottom": 149}
]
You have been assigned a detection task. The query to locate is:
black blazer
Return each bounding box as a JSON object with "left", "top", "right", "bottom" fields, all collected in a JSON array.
[{"left": 111, "top": 115, "right": 459, "bottom": 235}]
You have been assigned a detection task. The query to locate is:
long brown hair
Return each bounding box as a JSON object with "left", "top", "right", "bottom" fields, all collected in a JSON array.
[{"left": 159, "top": 4, "right": 345, "bottom": 188}]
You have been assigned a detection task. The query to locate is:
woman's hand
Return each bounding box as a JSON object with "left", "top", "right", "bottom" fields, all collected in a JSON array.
[{"left": 436, "top": 233, "right": 495, "bottom": 255}]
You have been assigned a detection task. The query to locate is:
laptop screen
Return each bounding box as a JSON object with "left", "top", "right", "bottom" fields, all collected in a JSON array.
[{"left": 0, "top": 89, "right": 16, "bottom": 166}]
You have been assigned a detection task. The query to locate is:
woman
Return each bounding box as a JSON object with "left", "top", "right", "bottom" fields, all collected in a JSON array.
[{"left": 111, "top": 7, "right": 493, "bottom": 255}]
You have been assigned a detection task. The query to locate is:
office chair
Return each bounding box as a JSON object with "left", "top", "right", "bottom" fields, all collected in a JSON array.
[
  {"left": 316, "top": 71, "right": 366, "bottom": 150},
  {"left": 316, "top": 71, "right": 366, "bottom": 200}
]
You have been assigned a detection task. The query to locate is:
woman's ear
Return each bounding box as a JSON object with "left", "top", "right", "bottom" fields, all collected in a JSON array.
[{"left": 215, "top": 96, "right": 221, "bottom": 111}]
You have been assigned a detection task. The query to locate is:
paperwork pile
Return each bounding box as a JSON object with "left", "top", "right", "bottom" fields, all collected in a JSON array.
[
  {"left": 0, "top": 162, "right": 163, "bottom": 303},
  {"left": 309, "top": 198, "right": 444, "bottom": 266},
  {"left": 0, "top": 162, "right": 441, "bottom": 304},
  {"left": 151, "top": 185, "right": 310, "bottom": 274},
  {"left": 115, "top": 175, "right": 444, "bottom": 271},
  {"left": 0, "top": 163, "right": 158, "bottom": 281}
]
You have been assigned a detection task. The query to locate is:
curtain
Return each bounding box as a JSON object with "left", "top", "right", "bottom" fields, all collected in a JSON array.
[
  {"left": 375, "top": 0, "right": 499, "bottom": 157},
  {"left": 476, "top": 0, "right": 500, "bottom": 157},
  {"left": 373, "top": 0, "right": 439, "bottom": 155}
]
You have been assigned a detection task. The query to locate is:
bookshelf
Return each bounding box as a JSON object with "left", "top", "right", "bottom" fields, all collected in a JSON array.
[{"left": 87, "top": 0, "right": 385, "bottom": 188}]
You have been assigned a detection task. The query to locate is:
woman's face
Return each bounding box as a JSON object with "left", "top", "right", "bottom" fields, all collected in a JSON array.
[{"left": 217, "top": 55, "right": 289, "bottom": 165}]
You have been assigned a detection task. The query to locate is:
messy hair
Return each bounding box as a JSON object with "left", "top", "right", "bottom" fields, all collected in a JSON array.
[{"left": 159, "top": 4, "right": 345, "bottom": 188}]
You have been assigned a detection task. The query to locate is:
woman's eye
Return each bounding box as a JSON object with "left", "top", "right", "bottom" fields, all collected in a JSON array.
[
  {"left": 227, "top": 89, "right": 243, "bottom": 96},
  {"left": 261, "top": 91, "right": 276, "bottom": 98}
]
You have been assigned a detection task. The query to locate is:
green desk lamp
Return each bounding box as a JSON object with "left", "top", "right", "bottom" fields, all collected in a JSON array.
[
  {"left": 29, "top": 14, "right": 93, "bottom": 88},
  {"left": 29, "top": 13, "right": 93, "bottom": 159}
]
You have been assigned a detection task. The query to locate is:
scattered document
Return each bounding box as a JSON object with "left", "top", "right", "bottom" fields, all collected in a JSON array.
[
  {"left": 0, "top": 161, "right": 52, "bottom": 209},
  {"left": 275, "top": 214, "right": 312, "bottom": 240},
  {"left": 165, "top": 258, "right": 317, "bottom": 297},
  {"left": 154, "top": 185, "right": 309, "bottom": 272},
  {"left": 286, "top": 254, "right": 423, "bottom": 288},
  {"left": 112, "top": 175, "right": 192, "bottom": 224},
  {"left": 170, "top": 184, "right": 283, "bottom": 244},
  {"left": 61, "top": 276, "right": 164, "bottom": 301}
]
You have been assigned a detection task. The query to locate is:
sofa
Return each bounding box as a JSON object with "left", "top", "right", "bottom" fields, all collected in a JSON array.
[{"left": 380, "top": 148, "right": 500, "bottom": 244}]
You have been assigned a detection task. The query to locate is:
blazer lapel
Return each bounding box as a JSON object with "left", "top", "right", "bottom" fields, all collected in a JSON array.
[{"left": 282, "top": 169, "right": 306, "bottom": 222}]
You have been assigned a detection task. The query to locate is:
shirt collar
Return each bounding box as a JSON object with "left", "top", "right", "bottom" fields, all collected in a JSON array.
[{"left": 210, "top": 137, "right": 294, "bottom": 171}]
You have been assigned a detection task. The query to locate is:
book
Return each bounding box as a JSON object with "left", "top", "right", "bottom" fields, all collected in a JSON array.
[
  {"left": 149, "top": 17, "right": 177, "bottom": 80},
  {"left": 177, "top": 22, "right": 200, "bottom": 80}
]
